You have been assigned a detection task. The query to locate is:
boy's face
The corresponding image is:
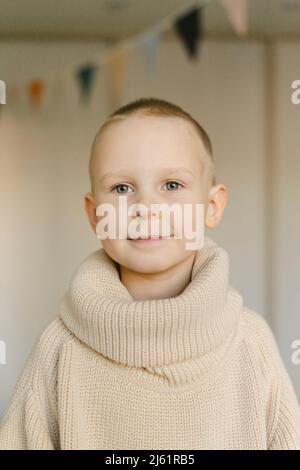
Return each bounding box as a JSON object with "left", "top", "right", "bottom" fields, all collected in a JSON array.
[{"left": 86, "top": 115, "right": 215, "bottom": 274}]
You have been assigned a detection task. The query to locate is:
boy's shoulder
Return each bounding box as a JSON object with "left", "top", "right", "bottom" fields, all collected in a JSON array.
[
  {"left": 32, "top": 316, "right": 76, "bottom": 362},
  {"left": 240, "top": 306, "right": 276, "bottom": 342},
  {"left": 23, "top": 316, "right": 76, "bottom": 388},
  {"left": 239, "top": 305, "right": 286, "bottom": 380},
  {"left": 0, "top": 318, "right": 76, "bottom": 424}
]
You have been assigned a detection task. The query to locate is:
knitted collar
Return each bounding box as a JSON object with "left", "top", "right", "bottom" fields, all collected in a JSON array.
[{"left": 59, "top": 236, "right": 243, "bottom": 384}]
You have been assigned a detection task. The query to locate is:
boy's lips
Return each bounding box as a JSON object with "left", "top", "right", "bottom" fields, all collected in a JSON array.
[{"left": 128, "top": 235, "right": 173, "bottom": 242}]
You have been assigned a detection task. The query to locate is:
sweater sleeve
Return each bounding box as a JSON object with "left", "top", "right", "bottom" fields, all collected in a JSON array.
[
  {"left": 0, "top": 320, "right": 64, "bottom": 450},
  {"left": 0, "top": 386, "right": 56, "bottom": 450},
  {"left": 245, "top": 309, "right": 300, "bottom": 450},
  {"left": 268, "top": 355, "right": 300, "bottom": 450}
]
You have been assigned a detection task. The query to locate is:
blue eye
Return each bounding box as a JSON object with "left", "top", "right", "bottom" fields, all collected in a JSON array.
[
  {"left": 112, "top": 184, "right": 134, "bottom": 194},
  {"left": 165, "top": 181, "right": 183, "bottom": 191}
]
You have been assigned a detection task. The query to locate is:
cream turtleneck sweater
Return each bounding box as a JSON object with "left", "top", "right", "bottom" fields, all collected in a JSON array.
[{"left": 0, "top": 236, "right": 299, "bottom": 450}]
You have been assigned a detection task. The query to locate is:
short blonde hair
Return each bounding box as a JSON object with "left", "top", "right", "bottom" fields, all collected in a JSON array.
[{"left": 89, "top": 96, "right": 216, "bottom": 193}]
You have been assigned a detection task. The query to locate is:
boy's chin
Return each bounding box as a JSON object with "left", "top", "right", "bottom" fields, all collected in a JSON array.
[
  {"left": 101, "top": 238, "right": 192, "bottom": 273},
  {"left": 118, "top": 241, "right": 189, "bottom": 274},
  {"left": 121, "top": 255, "right": 176, "bottom": 275}
]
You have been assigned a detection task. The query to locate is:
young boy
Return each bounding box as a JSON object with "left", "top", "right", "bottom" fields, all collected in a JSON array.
[{"left": 0, "top": 97, "right": 299, "bottom": 450}]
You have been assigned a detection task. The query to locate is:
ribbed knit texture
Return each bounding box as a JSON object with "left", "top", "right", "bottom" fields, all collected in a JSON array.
[{"left": 0, "top": 235, "right": 299, "bottom": 449}]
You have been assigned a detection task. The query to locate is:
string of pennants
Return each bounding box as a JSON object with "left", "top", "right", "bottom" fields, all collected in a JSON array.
[{"left": 3, "top": 0, "right": 248, "bottom": 114}]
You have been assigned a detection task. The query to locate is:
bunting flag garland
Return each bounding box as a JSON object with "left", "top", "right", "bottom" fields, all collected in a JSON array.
[
  {"left": 105, "top": 47, "right": 127, "bottom": 112},
  {"left": 2, "top": 1, "right": 220, "bottom": 114},
  {"left": 76, "top": 63, "right": 98, "bottom": 104},
  {"left": 136, "top": 29, "right": 160, "bottom": 79},
  {"left": 27, "top": 79, "right": 45, "bottom": 109},
  {"left": 219, "top": 0, "right": 248, "bottom": 36},
  {"left": 174, "top": 6, "right": 203, "bottom": 59}
]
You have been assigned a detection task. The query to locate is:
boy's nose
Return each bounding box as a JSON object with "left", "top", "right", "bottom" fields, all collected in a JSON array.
[
  {"left": 136, "top": 206, "right": 163, "bottom": 226},
  {"left": 135, "top": 205, "right": 159, "bottom": 218}
]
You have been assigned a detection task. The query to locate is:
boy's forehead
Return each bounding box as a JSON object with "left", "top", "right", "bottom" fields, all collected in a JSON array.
[{"left": 92, "top": 115, "right": 207, "bottom": 166}]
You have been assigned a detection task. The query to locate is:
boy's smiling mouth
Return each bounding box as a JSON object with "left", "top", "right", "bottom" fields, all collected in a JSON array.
[{"left": 127, "top": 235, "right": 173, "bottom": 242}]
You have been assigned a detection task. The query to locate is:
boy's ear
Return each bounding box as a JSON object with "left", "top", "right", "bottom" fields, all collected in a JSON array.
[
  {"left": 205, "top": 184, "right": 227, "bottom": 229},
  {"left": 84, "top": 192, "right": 98, "bottom": 233}
]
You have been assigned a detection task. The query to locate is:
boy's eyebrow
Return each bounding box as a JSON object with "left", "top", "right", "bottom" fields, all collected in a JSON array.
[
  {"left": 160, "top": 167, "right": 195, "bottom": 178},
  {"left": 99, "top": 171, "right": 131, "bottom": 183},
  {"left": 99, "top": 167, "right": 195, "bottom": 183}
]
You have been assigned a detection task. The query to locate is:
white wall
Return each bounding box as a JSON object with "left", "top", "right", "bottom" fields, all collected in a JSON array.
[
  {"left": 270, "top": 41, "right": 300, "bottom": 400},
  {"left": 0, "top": 36, "right": 297, "bottom": 419}
]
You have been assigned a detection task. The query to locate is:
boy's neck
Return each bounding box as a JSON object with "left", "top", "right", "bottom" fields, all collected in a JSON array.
[{"left": 118, "top": 252, "right": 197, "bottom": 301}]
